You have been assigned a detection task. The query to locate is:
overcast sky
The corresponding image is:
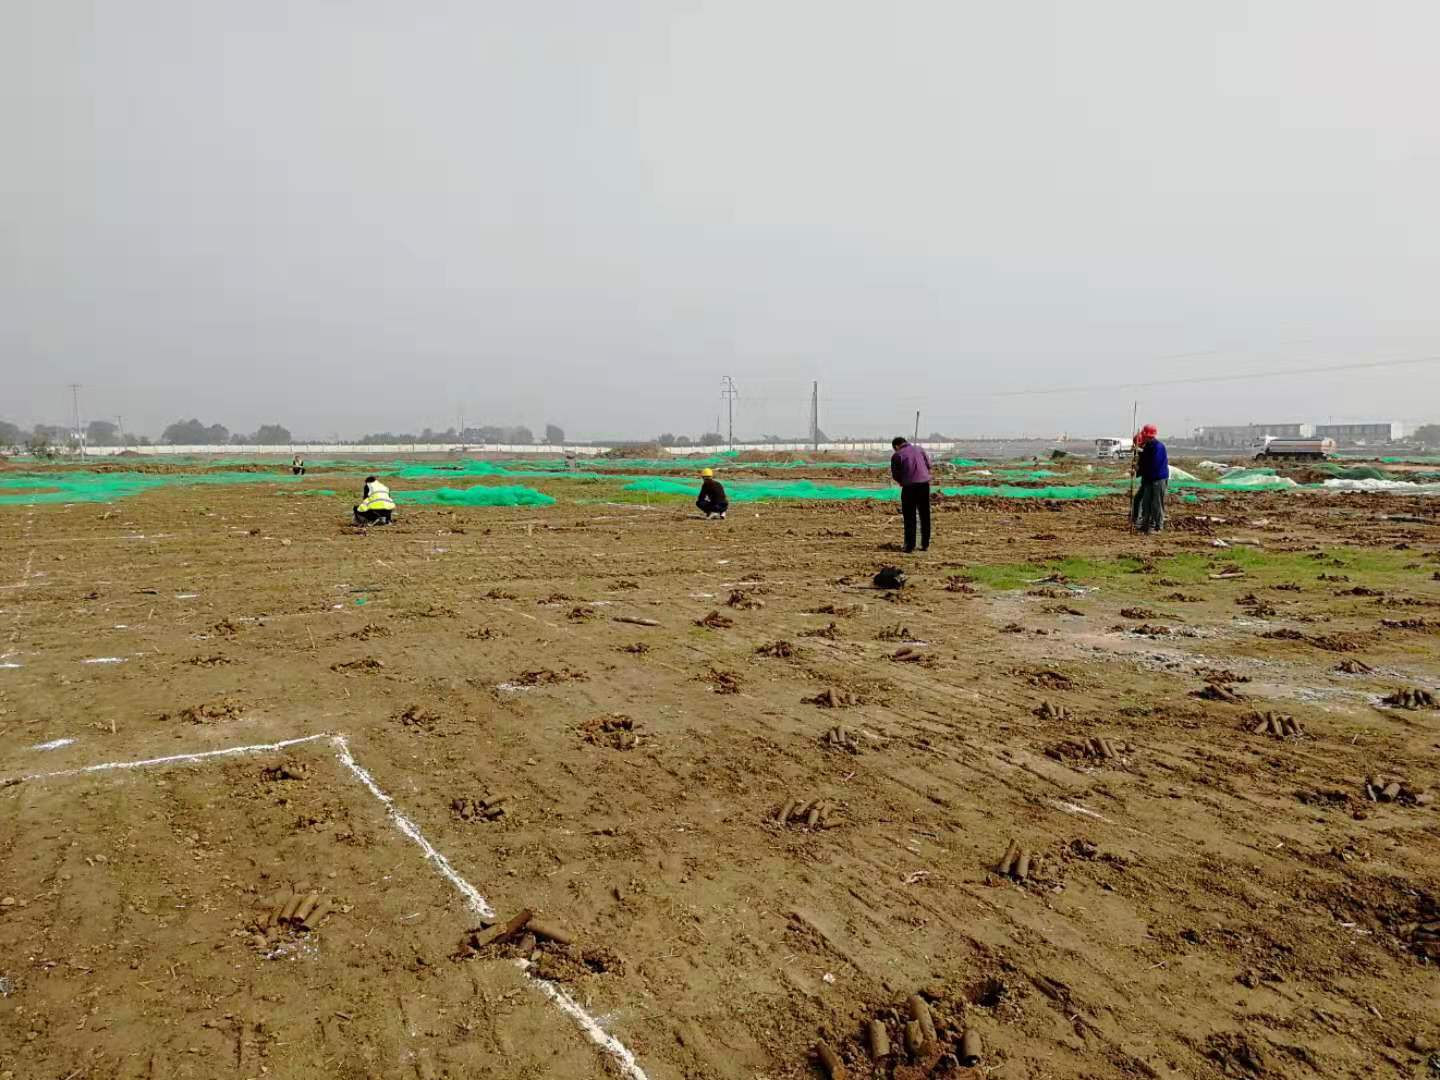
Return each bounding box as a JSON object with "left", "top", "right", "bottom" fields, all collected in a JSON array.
[{"left": 3, "top": 1, "right": 1438, "bottom": 442}]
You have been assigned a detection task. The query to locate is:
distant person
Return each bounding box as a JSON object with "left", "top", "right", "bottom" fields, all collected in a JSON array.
[
  {"left": 292, "top": 454, "right": 305, "bottom": 476},
  {"left": 1131, "top": 425, "right": 1169, "bottom": 533},
  {"left": 354, "top": 475, "right": 396, "bottom": 526},
  {"left": 696, "top": 468, "right": 728, "bottom": 519},
  {"left": 890, "top": 436, "right": 933, "bottom": 552}
]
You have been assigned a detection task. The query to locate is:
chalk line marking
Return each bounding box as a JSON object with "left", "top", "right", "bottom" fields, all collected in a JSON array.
[
  {"left": 3, "top": 731, "right": 652, "bottom": 1080},
  {"left": 329, "top": 735, "right": 495, "bottom": 920},
  {"left": 516, "top": 958, "right": 651, "bottom": 1080},
  {"left": 30, "top": 738, "right": 76, "bottom": 751},
  {"left": 6, "top": 501, "right": 38, "bottom": 652},
  {"left": 328, "top": 736, "right": 650, "bottom": 1080},
  {"left": 4, "top": 733, "right": 332, "bottom": 783}
]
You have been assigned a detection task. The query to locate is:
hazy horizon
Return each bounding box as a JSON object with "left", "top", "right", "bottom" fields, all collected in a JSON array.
[{"left": 4, "top": 2, "right": 1438, "bottom": 441}]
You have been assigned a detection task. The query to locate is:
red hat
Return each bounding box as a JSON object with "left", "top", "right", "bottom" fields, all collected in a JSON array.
[{"left": 1133, "top": 424, "right": 1158, "bottom": 446}]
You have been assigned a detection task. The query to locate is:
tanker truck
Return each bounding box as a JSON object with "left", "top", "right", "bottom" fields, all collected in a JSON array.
[{"left": 1254, "top": 436, "right": 1335, "bottom": 461}]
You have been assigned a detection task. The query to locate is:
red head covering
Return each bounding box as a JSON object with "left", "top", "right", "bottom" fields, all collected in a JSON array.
[{"left": 1133, "top": 424, "right": 1158, "bottom": 446}]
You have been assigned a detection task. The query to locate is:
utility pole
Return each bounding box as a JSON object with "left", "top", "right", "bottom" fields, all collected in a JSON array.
[
  {"left": 721, "top": 375, "right": 738, "bottom": 449},
  {"left": 116, "top": 415, "right": 124, "bottom": 447},
  {"left": 913, "top": 410, "right": 920, "bottom": 442},
  {"left": 69, "top": 383, "right": 83, "bottom": 457},
  {"left": 812, "top": 380, "right": 823, "bottom": 452}
]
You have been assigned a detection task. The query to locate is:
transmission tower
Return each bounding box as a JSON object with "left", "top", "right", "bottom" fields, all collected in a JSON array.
[
  {"left": 69, "top": 383, "right": 83, "bottom": 457},
  {"left": 721, "top": 376, "right": 738, "bottom": 448},
  {"left": 810, "top": 381, "right": 819, "bottom": 450}
]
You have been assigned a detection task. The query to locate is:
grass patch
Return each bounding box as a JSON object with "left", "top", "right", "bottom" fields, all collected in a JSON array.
[{"left": 956, "top": 547, "right": 1429, "bottom": 593}]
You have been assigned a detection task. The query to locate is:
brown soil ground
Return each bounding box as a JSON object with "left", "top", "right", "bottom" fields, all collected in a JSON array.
[{"left": 1, "top": 484, "right": 1438, "bottom": 1079}]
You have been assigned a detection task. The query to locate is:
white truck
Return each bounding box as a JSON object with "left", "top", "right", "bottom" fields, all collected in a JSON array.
[
  {"left": 1094, "top": 437, "right": 1130, "bottom": 460},
  {"left": 1253, "top": 436, "right": 1335, "bottom": 461}
]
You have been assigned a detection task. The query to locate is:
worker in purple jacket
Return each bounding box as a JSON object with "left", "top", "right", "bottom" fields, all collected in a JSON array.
[
  {"left": 1131, "top": 424, "right": 1169, "bottom": 533},
  {"left": 890, "top": 437, "right": 933, "bottom": 552}
]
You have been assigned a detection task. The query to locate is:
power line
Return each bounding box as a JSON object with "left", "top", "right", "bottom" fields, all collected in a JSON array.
[
  {"left": 813, "top": 354, "right": 1440, "bottom": 404},
  {"left": 981, "top": 353, "right": 1440, "bottom": 398}
]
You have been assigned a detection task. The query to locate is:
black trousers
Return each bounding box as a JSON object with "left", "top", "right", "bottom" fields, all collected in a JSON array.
[
  {"left": 697, "top": 496, "right": 728, "bottom": 516},
  {"left": 900, "top": 482, "right": 931, "bottom": 551},
  {"left": 354, "top": 507, "right": 392, "bottom": 525}
]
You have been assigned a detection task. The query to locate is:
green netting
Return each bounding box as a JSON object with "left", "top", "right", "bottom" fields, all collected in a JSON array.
[
  {"left": 1318, "top": 464, "right": 1392, "bottom": 481},
  {"left": 993, "top": 468, "right": 1061, "bottom": 480},
  {"left": 395, "top": 484, "right": 555, "bottom": 507},
  {"left": 620, "top": 478, "right": 1122, "bottom": 502},
  {"left": 0, "top": 471, "right": 300, "bottom": 506},
  {"left": 947, "top": 458, "right": 985, "bottom": 467},
  {"left": 1184, "top": 468, "right": 1296, "bottom": 490}
]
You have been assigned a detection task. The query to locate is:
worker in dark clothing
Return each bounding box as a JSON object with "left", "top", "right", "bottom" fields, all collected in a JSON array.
[
  {"left": 890, "top": 437, "right": 933, "bottom": 552},
  {"left": 1131, "top": 425, "right": 1169, "bottom": 533},
  {"left": 696, "top": 468, "right": 728, "bottom": 519}
]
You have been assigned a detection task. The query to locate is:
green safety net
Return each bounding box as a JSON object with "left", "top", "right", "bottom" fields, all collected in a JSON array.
[
  {"left": 1318, "top": 464, "right": 1393, "bottom": 482},
  {"left": 395, "top": 484, "right": 555, "bottom": 507},
  {"left": 621, "top": 477, "right": 1122, "bottom": 502},
  {"left": 0, "top": 471, "right": 301, "bottom": 506},
  {"left": 992, "top": 468, "right": 1061, "bottom": 480}
]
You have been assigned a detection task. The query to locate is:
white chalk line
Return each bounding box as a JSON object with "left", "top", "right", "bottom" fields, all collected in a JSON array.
[
  {"left": 516, "top": 959, "right": 651, "bottom": 1080},
  {"left": 4, "top": 733, "right": 332, "bottom": 783},
  {"left": 6, "top": 501, "right": 38, "bottom": 649},
  {"left": 329, "top": 735, "right": 495, "bottom": 920},
  {"left": 2, "top": 729, "right": 652, "bottom": 1080},
  {"left": 328, "top": 735, "right": 650, "bottom": 1080}
]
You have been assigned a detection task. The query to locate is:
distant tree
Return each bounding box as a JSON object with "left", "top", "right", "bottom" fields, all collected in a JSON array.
[
  {"left": 86, "top": 420, "right": 119, "bottom": 445},
  {"left": 1414, "top": 423, "right": 1440, "bottom": 448},
  {"left": 507, "top": 425, "right": 534, "bottom": 444},
  {"left": 0, "top": 419, "right": 23, "bottom": 446},
  {"left": 544, "top": 423, "right": 565, "bottom": 444},
  {"left": 674, "top": 434, "right": 692, "bottom": 446},
  {"left": 927, "top": 431, "right": 948, "bottom": 442},
  {"left": 162, "top": 418, "right": 226, "bottom": 444},
  {"left": 697, "top": 432, "right": 724, "bottom": 446},
  {"left": 34, "top": 424, "right": 71, "bottom": 440},
  {"left": 657, "top": 433, "right": 676, "bottom": 446},
  {"left": 251, "top": 424, "right": 292, "bottom": 445},
  {"left": 26, "top": 430, "right": 58, "bottom": 458}
]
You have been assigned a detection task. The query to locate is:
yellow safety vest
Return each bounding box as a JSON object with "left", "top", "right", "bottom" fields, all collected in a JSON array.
[{"left": 358, "top": 482, "right": 395, "bottom": 512}]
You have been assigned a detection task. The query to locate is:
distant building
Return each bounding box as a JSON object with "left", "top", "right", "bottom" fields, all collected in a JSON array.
[
  {"left": 1314, "top": 421, "right": 1405, "bottom": 445},
  {"left": 1194, "top": 423, "right": 1312, "bottom": 448}
]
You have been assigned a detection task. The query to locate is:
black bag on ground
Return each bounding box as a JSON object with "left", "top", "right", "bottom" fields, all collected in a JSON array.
[{"left": 874, "top": 566, "right": 906, "bottom": 590}]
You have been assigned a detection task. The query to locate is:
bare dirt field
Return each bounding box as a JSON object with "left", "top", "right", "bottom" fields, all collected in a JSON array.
[{"left": 2, "top": 475, "right": 1438, "bottom": 1079}]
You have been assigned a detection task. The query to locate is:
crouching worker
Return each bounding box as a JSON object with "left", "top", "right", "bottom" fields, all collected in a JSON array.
[
  {"left": 696, "top": 468, "right": 728, "bottom": 519},
  {"left": 354, "top": 476, "right": 396, "bottom": 526}
]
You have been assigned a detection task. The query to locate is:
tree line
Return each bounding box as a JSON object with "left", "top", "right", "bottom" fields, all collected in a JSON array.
[{"left": 0, "top": 418, "right": 571, "bottom": 448}]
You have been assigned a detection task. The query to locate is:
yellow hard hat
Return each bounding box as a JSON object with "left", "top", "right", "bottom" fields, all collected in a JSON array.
[{"left": 700, "top": 468, "right": 714, "bottom": 477}]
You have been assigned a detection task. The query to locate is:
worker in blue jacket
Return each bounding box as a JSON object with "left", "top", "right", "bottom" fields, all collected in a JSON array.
[{"left": 1131, "top": 424, "right": 1169, "bottom": 533}]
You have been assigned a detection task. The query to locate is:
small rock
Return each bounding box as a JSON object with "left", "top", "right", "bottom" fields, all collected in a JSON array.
[
  {"left": 0, "top": 897, "right": 14, "bottom": 907},
  {"left": 280, "top": 539, "right": 292, "bottom": 547}
]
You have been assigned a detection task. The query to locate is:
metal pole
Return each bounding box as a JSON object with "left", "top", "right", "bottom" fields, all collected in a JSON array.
[
  {"left": 720, "top": 375, "right": 738, "bottom": 449},
  {"left": 913, "top": 410, "right": 920, "bottom": 441},
  {"left": 811, "top": 381, "right": 819, "bottom": 451},
  {"left": 1128, "top": 400, "right": 1138, "bottom": 528},
  {"left": 69, "top": 383, "right": 83, "bottom": 457}
]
